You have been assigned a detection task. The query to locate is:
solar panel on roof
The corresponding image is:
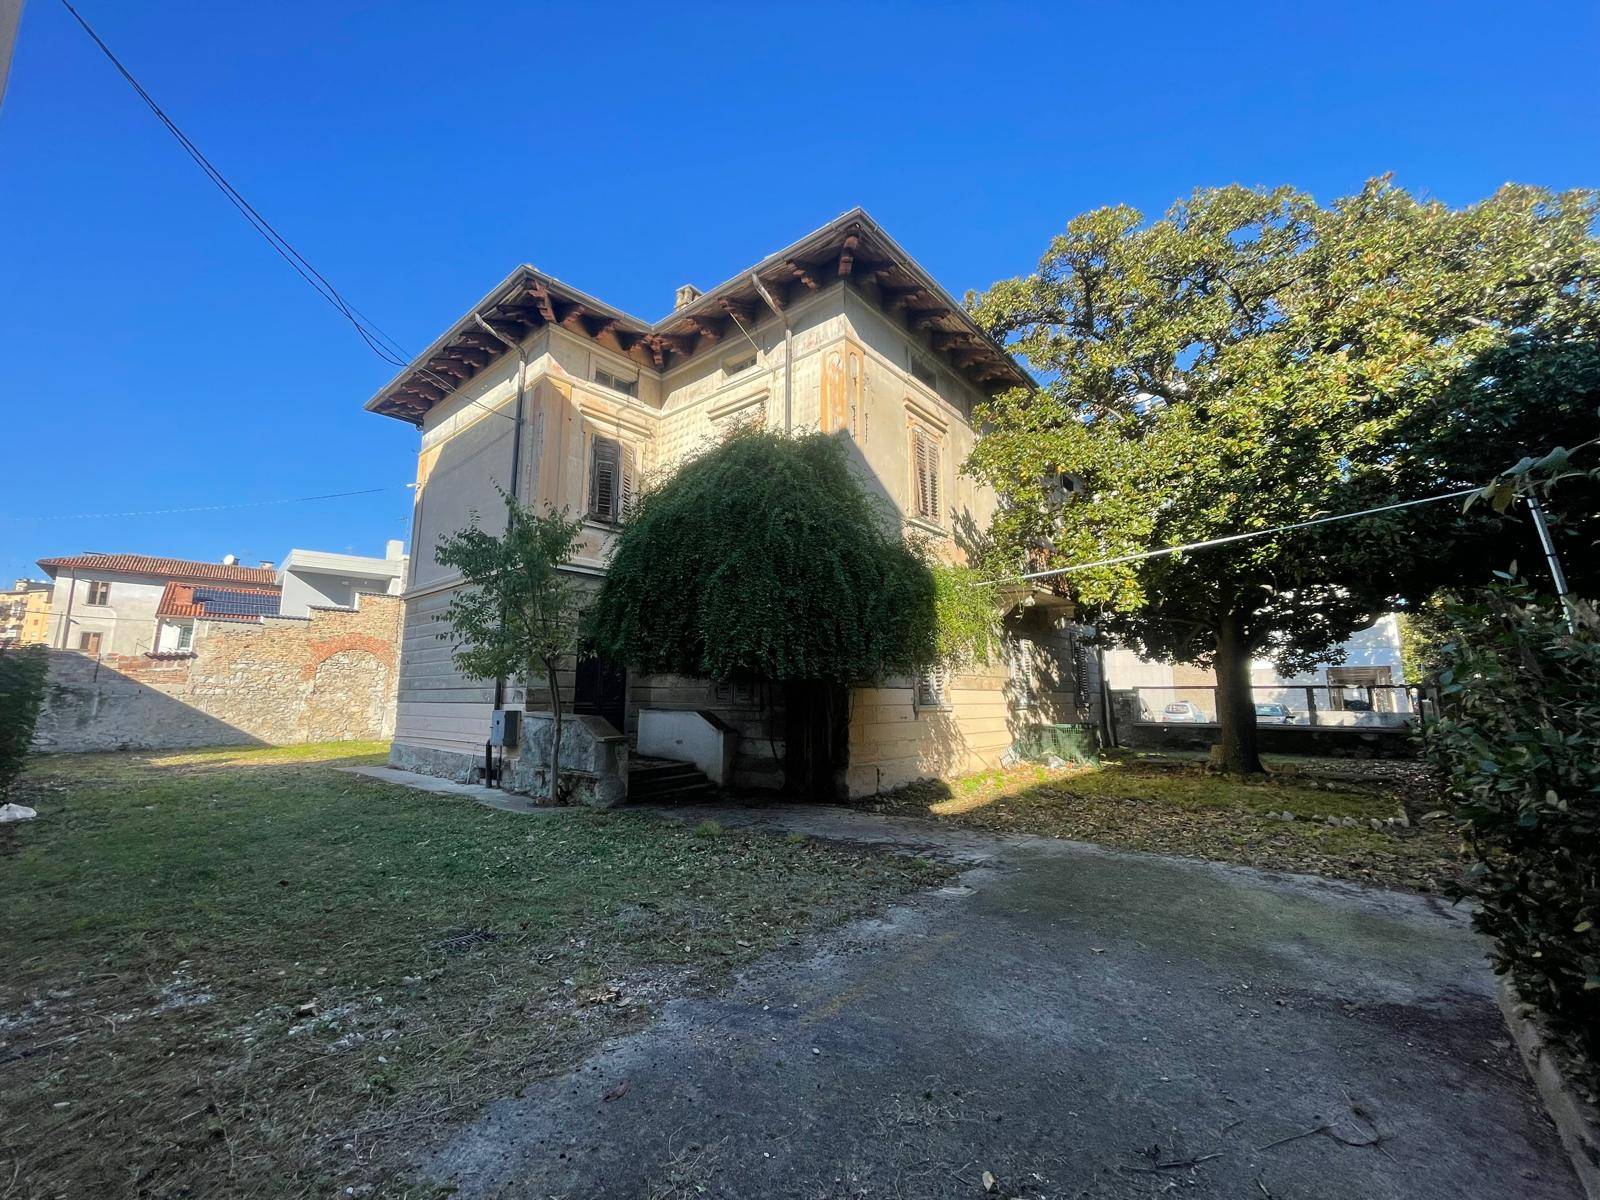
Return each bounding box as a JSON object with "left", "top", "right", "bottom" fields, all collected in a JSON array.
[{"left": 191, "top": 588, "right": 281, "bottom": 617}]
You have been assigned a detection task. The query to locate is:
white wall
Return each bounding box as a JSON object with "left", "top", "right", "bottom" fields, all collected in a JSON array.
[
  {"left": 280, "top": 569, "right": 395, "bottom": 616},
  {"left": 47, "top": 573, "right": 167, "bottom": 657}
]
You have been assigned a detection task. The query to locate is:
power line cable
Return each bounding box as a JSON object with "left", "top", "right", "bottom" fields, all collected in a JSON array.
[
  {"left": 987, "top": 486, "right": 1482, "bottom": 586},
  {"left": 59, "top": 1, "right": 516, "bottom": 426},
  {"left": 59, "top": 0, "right": 412, "bottom": 368}
]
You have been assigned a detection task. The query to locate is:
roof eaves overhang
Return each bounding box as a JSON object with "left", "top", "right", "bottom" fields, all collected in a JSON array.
[
  {"left": 365, "top": 208, "right": 1032, "bottom": 425},
  {"left": 659, "top": 208, "right": 1030, "bottom": 390},
  {"left": 362, "top": 266, "right": 651, "bottom": 423}
]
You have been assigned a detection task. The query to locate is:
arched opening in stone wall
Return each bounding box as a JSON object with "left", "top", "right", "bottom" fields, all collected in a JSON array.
[{"left": 306, "top": 649, "right": 388, "bottom": 742}]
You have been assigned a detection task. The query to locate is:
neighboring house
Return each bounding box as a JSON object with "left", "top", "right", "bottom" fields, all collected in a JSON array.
[
  {"left": 0, "top": 578, "right": 52, "bottom": 647},
  {"left": 152, "top": 581, "right": 282, "bottom": 653},
  {"left": 1250, "top": 614, "right": 1414, "bottom": 718},
  {"left": 1103, "top": 613, "right": 1414, "bottom": 725},
  {"left": 34, "top": 594, "right": 403, "bottom": 752},
  {"left": 366, "top": 208, "right": 1087, "bottom": 796},
  {"left": 276, "top": 541, "right": 407, "bottom": 617},
  {"left": 37, "top": 553, "right": 280, "bottom": 658}
]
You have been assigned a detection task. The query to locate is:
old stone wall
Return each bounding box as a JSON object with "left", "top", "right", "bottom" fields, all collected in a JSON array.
[{"left": 33, "top": 595, "right": 401, "bottom": 753}]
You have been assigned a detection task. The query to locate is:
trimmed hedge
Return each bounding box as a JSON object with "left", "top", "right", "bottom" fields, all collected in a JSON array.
[
  {"left": 1, "top": 646, "right": 50, "bottom": 797},
  {"left": 1428, "top": 585, "right": 1599, "bottom": 1081}
]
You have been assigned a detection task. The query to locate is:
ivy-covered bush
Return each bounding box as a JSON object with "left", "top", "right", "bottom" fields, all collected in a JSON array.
[
  {"left": 587, "top": 430, "right": 938, "bottom": 682},
  {"left": 1428, "top": 584, "right": 1599, "bottom": 1077},
  {"left": 0, "top": 646, "right": 50, "bottom": 797}
]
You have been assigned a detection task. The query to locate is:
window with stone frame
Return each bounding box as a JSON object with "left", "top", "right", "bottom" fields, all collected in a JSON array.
[
  {"left": 911, "top": 425, "right": 943, "bottom": 525},
  {"left": 588, "top": 435, "right": 637, "bottom": 523},
  {"left": 593, "top": 365, "right": 638, "bottom": 397},
  {"left": 914, "top": 665, "right": 951, "bottom": 711}
]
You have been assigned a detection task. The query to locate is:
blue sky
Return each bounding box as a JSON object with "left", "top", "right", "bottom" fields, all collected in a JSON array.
[{"left": 1, "top": 0, "right": 1595, "bottom": 583}]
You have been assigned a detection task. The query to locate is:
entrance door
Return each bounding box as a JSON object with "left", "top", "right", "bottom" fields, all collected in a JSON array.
[{"left": 573, "top": 655, "right": 628, "bottom": 733}]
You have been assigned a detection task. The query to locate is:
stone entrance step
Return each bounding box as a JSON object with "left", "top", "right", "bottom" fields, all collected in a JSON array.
[{"left": 628, "top": 755, "right": 714, "bottom": 803}]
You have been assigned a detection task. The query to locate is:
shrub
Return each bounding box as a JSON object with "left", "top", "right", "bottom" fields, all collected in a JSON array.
[
  {"left": 1428, "top": 583, "right": 1599, "bottom": 1078},
  {"left": 586, "top": 429, "right": 937, "bottom": 683},
  {"left": 0, "top": 646, "right": 50, "bottom": 797}
]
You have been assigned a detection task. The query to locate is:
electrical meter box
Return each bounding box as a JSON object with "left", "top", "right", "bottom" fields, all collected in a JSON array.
[{"left": 489, "top": 708, "right": 520, "bottom": 748}]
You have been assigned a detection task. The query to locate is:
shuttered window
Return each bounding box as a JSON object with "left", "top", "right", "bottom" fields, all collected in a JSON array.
[
  {"left": 912, "top": 427, "right": 942, "bottom": 523},
  {"left": 914, "top": 666, "right": 950, "bottom": 710},
  {"left": 588, "top": 437, "right": 636, "bottom": 523}
]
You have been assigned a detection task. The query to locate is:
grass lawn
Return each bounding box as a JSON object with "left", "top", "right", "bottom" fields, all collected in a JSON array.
[
  {"left": 1, "top": 743, "right": 944, "bottom": 1199},
  {"left": 864, "top": 754, "right": 1465, "bottom": 894}
]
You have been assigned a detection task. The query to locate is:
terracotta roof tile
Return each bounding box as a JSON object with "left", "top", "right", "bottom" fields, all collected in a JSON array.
[{"left": 37, "top": 553, "right": 279, "bottom": 586}]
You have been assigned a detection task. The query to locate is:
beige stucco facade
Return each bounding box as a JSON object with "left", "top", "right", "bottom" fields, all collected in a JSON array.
[{"left": 384, "top": 213, "right": 1091, "bottom": 795}]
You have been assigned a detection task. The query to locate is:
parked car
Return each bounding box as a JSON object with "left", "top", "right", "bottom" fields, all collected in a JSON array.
[
  {"left": 1253, "top": 702, "right": 1297, "bottom": 724},
  {"left": 1161, "top": 701, "right": 1208, "bottom": 723}
]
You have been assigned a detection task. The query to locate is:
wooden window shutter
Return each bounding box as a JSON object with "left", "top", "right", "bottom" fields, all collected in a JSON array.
[
  {"left": 619, "top": 443, "right": 637, "bottom": 516},
  {"left": 915, "top": 666, "right": 949, "bottom": 709},
  {"left": 913, "top": 428, "right": 941, "bottom": 522},
  {"left": 589, "top": 436, "right": 620, "bottom": 521}
]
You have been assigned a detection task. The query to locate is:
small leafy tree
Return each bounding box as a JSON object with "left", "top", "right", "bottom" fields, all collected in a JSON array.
[
  {"left": 586, "top": 430, "right": 949, "bottom": 798},
  {"left": 0, "top": 646, "right": 50, "bottom": 799},
  {"left": 436, "top": 493, "right": 585, "bottom": 801},
  {"left": 968, "top": 179, "right": 1598, "bottom": 773}
]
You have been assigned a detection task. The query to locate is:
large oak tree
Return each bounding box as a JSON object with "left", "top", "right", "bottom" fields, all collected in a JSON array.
[{"left": 967, "top": 180, "right": 1598, "bottom": 774}]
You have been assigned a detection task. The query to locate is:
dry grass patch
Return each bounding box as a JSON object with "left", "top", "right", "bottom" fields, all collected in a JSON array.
[
  {"left": 865, "top": 755, "right": 1465, "bottom": 894},
  {"left": 2, "top": 743, "right": 944, "bottom": 1198}
]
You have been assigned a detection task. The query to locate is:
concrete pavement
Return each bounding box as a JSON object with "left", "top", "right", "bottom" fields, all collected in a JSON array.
[{"left": 421, "top": 806, "right": 1576, "bottom": 1199}]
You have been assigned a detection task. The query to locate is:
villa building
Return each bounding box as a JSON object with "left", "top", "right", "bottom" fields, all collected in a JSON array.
[{"left": 365, "top": 209, "right": 1091, "bottom": 797}]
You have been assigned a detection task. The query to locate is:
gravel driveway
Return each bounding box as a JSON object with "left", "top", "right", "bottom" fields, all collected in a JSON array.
[{"left": 423, "top": 805, "right": 1578, "bottom": 1200}]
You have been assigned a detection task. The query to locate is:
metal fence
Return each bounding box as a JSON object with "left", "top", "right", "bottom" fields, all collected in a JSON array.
[{"left": 1129, "top": 683, "right": 1432, "bottom": 728}]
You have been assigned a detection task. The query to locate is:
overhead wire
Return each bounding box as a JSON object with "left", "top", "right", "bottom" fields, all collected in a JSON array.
[
  {"left": 59, "top": 0, "right": 518, "bottom": 425},
  {"left": 987, "top": 486, "right": 1484, "bottom": 586}
]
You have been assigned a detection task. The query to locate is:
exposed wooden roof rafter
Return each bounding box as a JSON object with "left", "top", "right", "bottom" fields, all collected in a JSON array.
[
  {"left": 526, "top": 282, "right": 559, "bottom": 324},
  {"left": 785, "top": 260, "right": 820, "bottom": 290},
  {"left": 365, "top": 211, "right": 1031, "bottom": 425},
  {"left": 837, "top": 234, "right": 858, "bottom": 277},
  {"left": 720, "top": 298, "right": 756, "bottom": 327}
]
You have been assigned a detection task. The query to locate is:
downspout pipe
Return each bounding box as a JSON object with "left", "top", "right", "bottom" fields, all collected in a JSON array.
[
  {"left": 58, "top": 568, "right": 76, "bottom": 648},
  {"left": 472, "top": 313, "right": 530, "bottom": 723},
  {"left": 749, "top": 273, "right": 792, "bottom": 433}
]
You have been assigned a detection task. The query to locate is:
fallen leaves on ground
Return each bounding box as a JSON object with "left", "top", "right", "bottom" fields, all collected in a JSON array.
[{"left": 865, "top": 758, "right": 1465, "bottom": 894}]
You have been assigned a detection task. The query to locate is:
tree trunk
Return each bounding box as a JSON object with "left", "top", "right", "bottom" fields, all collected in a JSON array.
[
  {"left": 543, "top": 655, "right": 563, "bottom": 804},
  {"left": 784, "top": 680, "right": 850, "bottom": 801},
  {"left": 1212, "top": 611, "right": 1263, "bottom": 776}
]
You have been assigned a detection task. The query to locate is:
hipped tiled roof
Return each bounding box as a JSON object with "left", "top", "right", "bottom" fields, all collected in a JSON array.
[{"left": 38, "top": 554, "right": 279, "bottom": 586}]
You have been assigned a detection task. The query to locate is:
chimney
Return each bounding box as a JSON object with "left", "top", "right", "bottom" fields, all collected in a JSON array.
[
  {"left": 259, "top": 560, "right": 275, "bottom": 570},
  {"left": 385, "top": 539, "right": 405, "bottom": 560},
  {"left": 674, "top": 284, "right": 702, "bottom": 310}
]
